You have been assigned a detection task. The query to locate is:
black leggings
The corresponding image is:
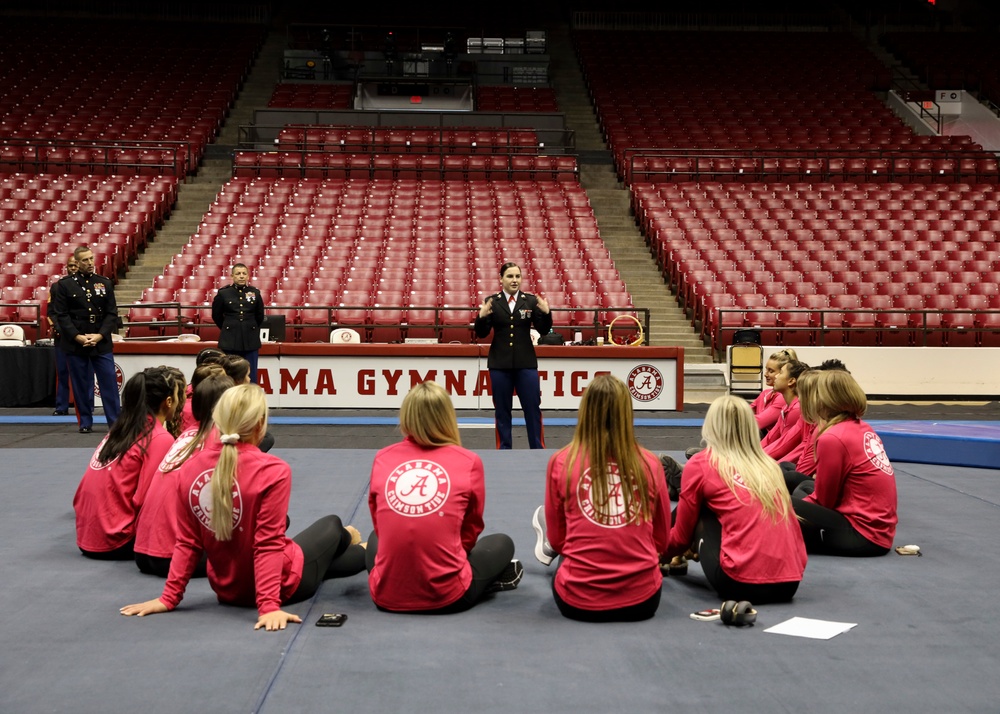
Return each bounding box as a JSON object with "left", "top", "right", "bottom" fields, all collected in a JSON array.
[
  {"left": 791, "top": 481, "right": 890, "bottom": 557},
  {"left": 781, "top": 462, "right": 813, "bottom": 494},
  {"left": 80, "top": 539, "right": 135, "bottom": 561},
  {"left": 365, "top": 531, "right": 514, "bottom": 614},
  {"left": 552, "top": 574, "right": 662, "bottom": 622},
  {"left": 135, "top": 552, "right": 207, "bottom": 579},
  {"left": 287, "top": 515, "right": 367, "bottom": 604},
  {"left": 134, "top": 516, "right": 294, "bottom": 578},
  {"left": 689, "top": 509, "right": 800, "bottom": 604}
]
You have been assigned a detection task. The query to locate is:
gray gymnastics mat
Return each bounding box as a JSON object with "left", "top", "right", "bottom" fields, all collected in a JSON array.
[{"left": 0, "top": 448, "right": 998, "bottom": 713}]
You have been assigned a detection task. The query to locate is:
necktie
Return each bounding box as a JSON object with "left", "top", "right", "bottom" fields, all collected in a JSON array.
[{"left": 508, "top": 294, "right": 516, "bottom": 311}]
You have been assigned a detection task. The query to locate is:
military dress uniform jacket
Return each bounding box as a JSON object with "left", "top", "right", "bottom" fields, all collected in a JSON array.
[
  {"left": 51, "top": 272, "right": 118, "bottom": 356},
  {"left": 47, "top": 279, "right": 64, "bottom": 344},
  {"left": 212, "top": 283, "right": 265, "bottom": 352},
  {"left": 474, "top": 291, "right": 552, "bottom": 370}
]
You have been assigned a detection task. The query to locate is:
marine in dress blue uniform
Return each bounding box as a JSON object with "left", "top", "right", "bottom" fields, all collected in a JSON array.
[
  {"left": 474, "top": 262, "right": 552, "bottom": 449},
  {"left": 212, "top": 264, "right": 265, "bottom": 383},
  {"left": 48, "top": 255, "right": 78, "bottom": 415},
  {"left": 51, "top": 247, "right": 121, "bottom": 432}
]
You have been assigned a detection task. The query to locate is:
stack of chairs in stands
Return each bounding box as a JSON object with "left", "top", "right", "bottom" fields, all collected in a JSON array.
[
  {"left": 209, "top": 60, "right": 637, "bottom": 344},
  {"left": 573, "top": 29, "right": 1000, "bottom": 352}
]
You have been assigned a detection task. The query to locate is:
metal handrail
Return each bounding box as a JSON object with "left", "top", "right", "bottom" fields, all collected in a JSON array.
[
  {"left": 118, "top": 303, "right": 650, "bottom": 345},
  {"left": 0, "top": 137, "right": 193, "bottom": 177},
  {"left": 890, "top": 65, "right": 941, "bottom": 133},
  {"left": 227, "top": 150, "right": 580, "bottom": 181},
  {"left": 623, "top": 146, "right": 989, "bottom": 184},
  {"left": 237, "top": 123, "right": 575, "bottom": 155},
  {"left": 711, "top": 306, "right": 999, "bottom": 355}
]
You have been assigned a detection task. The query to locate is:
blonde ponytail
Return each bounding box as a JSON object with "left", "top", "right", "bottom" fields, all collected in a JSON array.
[
  {"left": 207, "top": 384, "right": 268, "bottom": 541},
  {"left": 211, "top": 443, "right": 238, "bottom": 541}
]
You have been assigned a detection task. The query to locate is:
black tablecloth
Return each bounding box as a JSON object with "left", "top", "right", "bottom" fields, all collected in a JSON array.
[{"left": 0, "top": 345, "right": 55, "bottom": 407}]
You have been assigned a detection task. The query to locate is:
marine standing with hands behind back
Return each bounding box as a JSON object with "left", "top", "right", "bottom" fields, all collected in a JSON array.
[
  {"left": 474, "top": 262, "right": 552, "bottom": 449},
  {"left": 212, "top": 263, "right": 264, "bottom": 383},
  {"left": 48, "top": 254, "right": 78, "bottom": 416},
  {"left": 51, "top": 245, "right": 121, "bottom": 433}
]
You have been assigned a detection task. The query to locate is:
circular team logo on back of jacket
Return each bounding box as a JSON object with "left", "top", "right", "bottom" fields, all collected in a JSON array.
[
  {"left": 188, "top": 468, "right": 243, "bottom": 530},
  {"left": 88, "top": 435, "right": 114, "bottom": 470},
  {"left": 577, "top": 462, "right": 632, "bottom": 528},
  {"left": 159, "top": 430, "right": 197, "bottom": 473},
  {"left": 864, "top": 431, "right": 894, "bottom": 475},
  {"left": 385, "top": 460, "right": 451, "bottom": 517}
]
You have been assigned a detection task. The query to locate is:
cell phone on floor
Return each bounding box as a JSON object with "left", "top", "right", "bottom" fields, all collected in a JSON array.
[
  {"left": 690, "top": 608, "right": 721, "bottom": 622},
  {"left": 316, "top": 613, "right": 347, "bottom": 627}
]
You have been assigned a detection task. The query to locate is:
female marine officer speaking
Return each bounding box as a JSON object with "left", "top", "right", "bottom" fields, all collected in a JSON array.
[{"left": 474, "top": 262, "right": 552, "bottom": 449}]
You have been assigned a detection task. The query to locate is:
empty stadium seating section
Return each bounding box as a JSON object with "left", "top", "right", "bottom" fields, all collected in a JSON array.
[
  {"left": 475, "top": 87, "right": 558, "bottom": 113},
  {"left": 574, "top": 31, "right": 980, "bottom": 180},
  {"left": 0, "top": 19, "right": 262, "bottom": 172},
  {"left": 128, "top": 177, "right": 634, "bottom": 343},
  {"left": 6, "top": 15, "right": 998, "bottom": 354},
  {"left": 268, "top": 84, "right": 354, "bottom": 109},
  {"left": 634, "top": 181, "right": 1000, "bottom": 350},
  {"left": 0, "top": 173, "right": 179, "bottom": 341},
  {"left": 273, "top": 126, "right": 545, "bottom": 154},
  {"left": 234, "top": 123, "right": 577, "bottom": 186},
  {"left": 569, "top": 28, "right": 1000, "bottom": 352}
]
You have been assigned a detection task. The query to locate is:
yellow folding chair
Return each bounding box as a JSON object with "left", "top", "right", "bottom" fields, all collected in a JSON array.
[{"left": 728, "top": 343, "right": 764, "bottom": 395}]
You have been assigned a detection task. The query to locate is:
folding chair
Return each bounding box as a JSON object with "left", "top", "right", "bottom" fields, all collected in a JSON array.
[{"left": 728, "top": 329, "right": 763, "bottom": 396}]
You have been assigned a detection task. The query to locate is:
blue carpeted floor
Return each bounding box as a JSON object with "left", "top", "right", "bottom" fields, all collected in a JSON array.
[{"left": 1, "top": 448, "right": 998, "bottom": 713}]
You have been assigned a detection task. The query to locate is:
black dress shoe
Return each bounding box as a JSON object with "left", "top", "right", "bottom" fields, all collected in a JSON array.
[
  {"left": 53, "top": 410, "right": 68, "bottom": 416},
  {"left": 79, "top": 427, "right": 92, "bottom": 434}
]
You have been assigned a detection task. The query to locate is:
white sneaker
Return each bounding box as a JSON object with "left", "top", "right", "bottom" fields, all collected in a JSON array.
[{"left": 532, "top": 505, "right": 557, "bottom": 566}]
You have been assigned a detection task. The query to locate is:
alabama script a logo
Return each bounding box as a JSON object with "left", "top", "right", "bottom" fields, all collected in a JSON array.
[
  {"left": 188, "top": 468, "right": 244, "bottom": 530},
  {"left": 88, "top": 435, "right": 115, "bottom": 470},
  {"left": 159, "top": 429, "right": 197, "bottom": 473},
  {"left": 577, "top": 462, "right": 634, "bottom": 528},
  {"left": 864, "top": 432, "right": 894, "bottom": 475},
  {"left": 384, "top": 460, "right": 452, "bottom": 517},
  {"left": 627, "top": 364, "right": 663, "bottom": 402}
]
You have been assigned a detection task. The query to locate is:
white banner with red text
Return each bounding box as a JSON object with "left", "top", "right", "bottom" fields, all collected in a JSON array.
[{"left": 98, "top": 343, "right": 683, "bottom": 410}]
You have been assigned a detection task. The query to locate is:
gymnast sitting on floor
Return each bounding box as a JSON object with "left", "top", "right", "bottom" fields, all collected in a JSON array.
[{"left": 120, "top": 384, "right": 366, "bottom": 631}]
